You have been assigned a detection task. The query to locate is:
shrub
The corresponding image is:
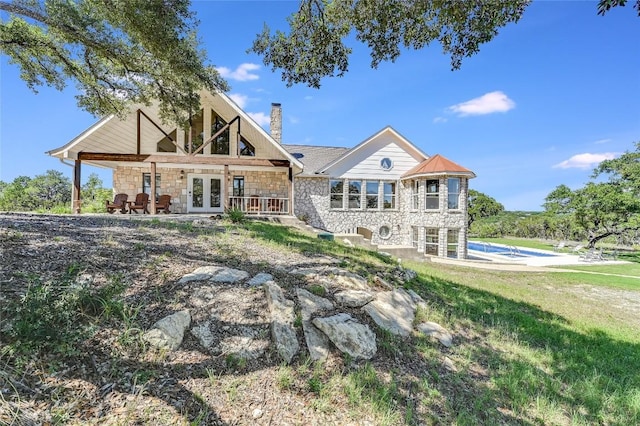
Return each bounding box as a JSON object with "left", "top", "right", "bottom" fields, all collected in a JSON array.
[{"left": 226, "top": 207, "right": 246, "bottom": 223}]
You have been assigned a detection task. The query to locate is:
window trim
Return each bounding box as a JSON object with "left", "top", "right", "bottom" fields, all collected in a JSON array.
[
  {"left": 329, "top": 179, "right": 344, "bottom": 209},
  {"left": 425, "top": 179, "right": 439, "bottom": 210},
  {"left": 425, "top": 227, "right": 439, "bottom": 256},
  {"left": 447, "top": 177, "right": 461, "bottom": 210},
  {"left": 348, "top": 180, "right": 362, "bottom": 209},
  {"left": 447, "top": 228, "right": 459, "bottom": 258},
  {"left": 232, "top": 176, "right": 245, "bottom": 197},
  {"left": 383, "top": 181, "right": 396, "bottom": 210},
  {"left": 142, "top": 173, "right": 161, "bottom": 199}
]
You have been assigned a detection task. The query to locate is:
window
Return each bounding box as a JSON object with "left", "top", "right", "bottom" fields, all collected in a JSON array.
[
  {"left": 330, "top": 180, "right": 344, "bottom": 209},
  {"left": 156, "top": 129, "right": 177, "bottom": 152},
  {"left": 425, "top": 228, "right": 438, "bottom": 256},
  {"left": 211, "top": 111, "right": 230, "bottom": 155},
  {"left": 210, "top": 178, "right": 221, "bottom": 208},
  {"left": 447, "top": 229, "right": 459, "bottom": 258},
  {"left": 142, "top": 173, "right": 161, "bottom": 199},
  {"left": 233, "top": 176, "right": 245, "bottom": 197},
  {"left": 366, "top": 181, "right": 379, "bottom": 209},
  {"left": 380, "top": 157, "right": 393, "bottom": 170},
  {"left": 411, "top": 226, "right": 419, "bottom": 248},
  {"left": 425, "top": 179, "right": 439, "bottom": 209},
  {"left": 412, "top": 180, "right": 419, "bottom": 209},
  {"left": 448, "top": 178, "right": 460, "bottom": 209},
  {"left": 185, "top": 110, "right": 204, "bottom": 154},
  {"left": 383, "top": 182, "right": 396, "bottom": 209},
  {"left": 239, "top": 136, "right": 255, "bottom": 156},
  {"left": 348, "top": 180, "right": 362, "bottom": 209},
  {"left": 379, "top": 225, "right": 391, "bottom": 239}
]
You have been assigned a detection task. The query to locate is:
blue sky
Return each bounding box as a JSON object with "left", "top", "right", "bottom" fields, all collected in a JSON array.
[{"left": 1, "top": 1, "right": 638, "bottom": 211}]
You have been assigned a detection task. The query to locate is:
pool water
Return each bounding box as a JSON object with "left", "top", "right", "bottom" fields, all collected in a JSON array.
[{"left": 468, "top": 242, "right": 558, "bottom": 258}]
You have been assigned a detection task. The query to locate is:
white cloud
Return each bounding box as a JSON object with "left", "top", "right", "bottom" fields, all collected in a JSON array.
[
  {"left": 289, "top": 116, "right": 300, "bottom": 124},
  {"left": 553, "top": 152, "right": 618, "bottom": 169},
  {"left": 433, "top": 116, "right": 447, "bottom": 124},
  {"left": 216, "top": 63, "right": 260, "bottom": 81},
  {"left": 248, "top": 112, "right": 270, "bottom": 126},
  {"left": 448, "top": 91, "right": 515, "bottom": 116},
  {"left": 304, "top": 95, "right": 313, "bottom": 101},
  {"left": 593, "top": 138, "right": 612, "bottom": 145},
  {"left": 228, "top": 93, "right": 249, "bottom": 109}
]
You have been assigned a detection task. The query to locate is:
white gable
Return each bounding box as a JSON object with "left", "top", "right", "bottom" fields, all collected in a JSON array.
[{"left": 320, "top": 127, "right": 427, "bottom": 180}]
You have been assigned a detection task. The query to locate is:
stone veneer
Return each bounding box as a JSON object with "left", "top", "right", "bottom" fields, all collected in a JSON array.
[
  {"left": 293, "top": 176, "right": 469, "bottom": 259},
  {"left": 113, "top": 167, "right": 288, "bottom": 214}
]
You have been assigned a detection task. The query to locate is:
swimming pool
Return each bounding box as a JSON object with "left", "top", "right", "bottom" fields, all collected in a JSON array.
[{"left": 468, "top": 242, "right": 558, "bottom": 258}]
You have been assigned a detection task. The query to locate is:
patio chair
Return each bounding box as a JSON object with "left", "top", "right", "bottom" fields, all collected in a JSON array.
[
  {"left": 155, "top": 194, "right": 172, "bottom": 214},
  {"left": 571, "top": 244, "right": 585, "bottom": 254},
  {"left": 247, "top": 195, "right": 260, "bottom": 213},
  {"left": 106, "top": 193, "right": 128, "bottom": 214},
  {"left": 267, "top": 197, "right": 282, "bottom": 213},
  {"left": 129, "top": 193, "right": 149, "bottom": 214},
  {"left": 553, "top": 241, "right": 566, "bottom": 252}
]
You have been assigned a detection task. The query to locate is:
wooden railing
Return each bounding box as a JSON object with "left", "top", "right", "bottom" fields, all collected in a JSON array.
[{"left": 228, "top": 196, "right": 289, "bottom": 215}]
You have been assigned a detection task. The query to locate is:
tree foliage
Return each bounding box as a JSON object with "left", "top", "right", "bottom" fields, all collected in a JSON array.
[
  {"left": 468, "top": 189, "right": 504, "bottom": 227},
  {"left": 544, "top": 142, "right": 640, "bottom": 247},
  {"left": 251, "top": 0, "right": 637, "bottom": 88},
  {"left": 0, "top": 0, "right": 227, "bottom": 125},
  {"left": 0, "top": 170, "right": 71, "bottom": 211}
]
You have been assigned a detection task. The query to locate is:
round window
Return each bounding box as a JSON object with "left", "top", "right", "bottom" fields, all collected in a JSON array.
[
  {"left": 379, "top": 225, "right": 391, "bottom": 239},
  {"left": 380, "top": 157, "right": 393, "bottom": 170}
]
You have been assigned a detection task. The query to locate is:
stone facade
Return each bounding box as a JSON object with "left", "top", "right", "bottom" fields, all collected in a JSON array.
[
  {"left": 113, "top": 167, "right": 288, "bottom": 214},
  {"left": 293, "top": 176, "right": 469, "bottom": 259}
]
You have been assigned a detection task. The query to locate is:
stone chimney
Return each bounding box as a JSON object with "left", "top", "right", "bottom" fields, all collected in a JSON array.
[{"left": 270, "top": 103, "right": 282, "bottom": 144}]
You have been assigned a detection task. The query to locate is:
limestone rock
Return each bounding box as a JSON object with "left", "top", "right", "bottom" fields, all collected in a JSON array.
[
  {"left": 178, "top": 266, "right": 223, "bottom": 284},
  {"left": 342, "top": 238, "right": 354, "bottom": 247},
  {"left": 211, "top": 268, "right": 249, "bottom": 283},
  {"left": 143, "top": 310, "right": 191, "bottom": 351},
  {"left": 363, "top": 289, "right": 416, "bottom": 337},
  {"left": 178, "top": 266, "right": 249, "bottom": 284},
  {"left": 296, "top": 288, "right": 334, "bottom": 361},
  {"left": 334, "top": 290, "right": 375, "bottom": 307},
  {"left": 296, "top": 288, "right": 334, "bottom": 320},
  {"left": 264, "top": 282, "right": 299, "bottom": 363},
  {"left": 191, "top": 322, "right": 214, "bottom": 348},
  {"left": 312, "top": 313, "right": 377, "bottom": 360},
  {"left": 407, "top": 289, "right": 428, "bottom": 311},
  {"left": 416, "top": 321, "right": 453, "bottom": 348},
  {"left": 247, "top": 273, "right": 273, "bottom": 287}
]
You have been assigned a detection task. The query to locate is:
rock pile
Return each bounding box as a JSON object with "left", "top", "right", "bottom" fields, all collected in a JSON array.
[{"left": 144, "top": 263, "right": 453, "bottom": 363}]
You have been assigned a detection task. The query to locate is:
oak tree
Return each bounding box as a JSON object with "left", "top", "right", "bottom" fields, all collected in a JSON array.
[
  {"left": 0, "top": 0, "right": 227, "bottom": 124},
  {"left": 252, "top": 0, "right": 638, "bottom": 88}
]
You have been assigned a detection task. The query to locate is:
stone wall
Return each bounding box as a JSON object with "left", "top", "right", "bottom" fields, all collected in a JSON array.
[
  {"left": 113, "top": 167, "right": 289, "bottom": 214},
  {"left": 293, "top": 176, "right": 470, "bottom": 258}
]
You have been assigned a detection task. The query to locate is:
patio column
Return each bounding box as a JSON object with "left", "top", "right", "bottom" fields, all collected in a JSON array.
[
  {"left": 150, "top": 162, "right": 157, "bottom": 213},
  {"left": 73, "top": 159, "right": 81, "bottom": 214},
  {"left": 288, "top": 166, "right": 293, "bottom": 215},
  {"left": 224, "top": 164, "right": 229, "bottom": 210}
]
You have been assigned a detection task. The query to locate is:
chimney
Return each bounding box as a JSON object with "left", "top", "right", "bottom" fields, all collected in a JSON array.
[{"left": 270, "top": 102, "right": 282, "bottom": 144}]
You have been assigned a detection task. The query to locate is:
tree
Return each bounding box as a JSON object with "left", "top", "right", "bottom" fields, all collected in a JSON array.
[
  {"left": 544, "top": 142, "right": 640, "bottom": 247},
  {"left": 0, "top": 170, "right": 71, "bottom": 211},
  {"left": 251, "top": 0, "right": 638, "bottom": 88},
  {"left": 0, "top": 0, "right": 227, "bottom": 125},
  {"left": 467, "top": 189, "right": 504, "bottom": 227}
]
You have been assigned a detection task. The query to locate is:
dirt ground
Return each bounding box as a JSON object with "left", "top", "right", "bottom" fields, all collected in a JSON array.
[{"left": 1, "top": 213, "right": 638, "bottom": 425}]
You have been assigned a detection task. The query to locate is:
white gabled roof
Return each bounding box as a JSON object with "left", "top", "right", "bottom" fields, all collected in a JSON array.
[
  {"left": 46, "top": 90, "right": 303, "bottom": 170},
  {"left": 46, "top": 114, "right": 115, "bottom": 157},
  {"left": 316, "top": 126, "right": 428, "bottom": 174}
]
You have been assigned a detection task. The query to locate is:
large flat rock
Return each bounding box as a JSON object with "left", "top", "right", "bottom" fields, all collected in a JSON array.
[
  {"left": 362, "top": 289, "right": 416, "bottom": 337},
  {"left": 264, "top": 282, "right": 299, "bottom": 363},
  {"left": 312, "top": 313, "right": 376, "bottom": 360}
]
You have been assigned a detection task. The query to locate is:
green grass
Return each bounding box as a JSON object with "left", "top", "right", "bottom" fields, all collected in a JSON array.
[{"left": 553, "top": 264, "right": 640, "bottom": 282}]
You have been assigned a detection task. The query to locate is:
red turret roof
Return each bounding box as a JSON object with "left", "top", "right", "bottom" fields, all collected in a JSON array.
[{"left": 402, "top": 154, "right": 475, "bottom": 179}]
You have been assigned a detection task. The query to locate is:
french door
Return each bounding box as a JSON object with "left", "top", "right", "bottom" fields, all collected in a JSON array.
[{"left": 187, "top": 174, "right": 223, "bottom": 213}]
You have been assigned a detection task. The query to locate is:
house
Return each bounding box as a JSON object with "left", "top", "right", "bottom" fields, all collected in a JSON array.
[
  {"left": 47, "top": 91, "right": 475, "bottom": 259},
  {"left": 284, "top": 127, "right": 475, "bottom": 259}
]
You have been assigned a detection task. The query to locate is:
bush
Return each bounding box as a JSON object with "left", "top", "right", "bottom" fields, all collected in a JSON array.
[{"left": 226, "top": 207, "right": 246, "bottom": 223}]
